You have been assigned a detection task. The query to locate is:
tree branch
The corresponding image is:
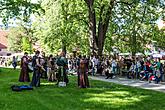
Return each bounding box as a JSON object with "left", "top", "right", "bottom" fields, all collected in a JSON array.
[{"left": 84, "top": 0, "right": 94, "bottom": 8}]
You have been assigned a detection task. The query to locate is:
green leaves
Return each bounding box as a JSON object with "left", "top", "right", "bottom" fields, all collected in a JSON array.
[
  {"left": 4, "top": 0, "right": 164, "bottom": 55},
  {"left": 7, "top": 25, "right": 33, "bottom": 53},
  {"left": 0, "top": 0, "right": 43, "bottom": 25},
  {"left": 22, "top": 36, "right": 31, "bottom": 53},
  {"left": 111, "top": 0, "right": 164, "bottom": 54},
  {"left": 31, "top": 0, "right": 90, "bottom": 54}
]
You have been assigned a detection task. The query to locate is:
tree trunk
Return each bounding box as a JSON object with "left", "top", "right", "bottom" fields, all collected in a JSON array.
[
  {"left": 85, "top": 0, "right": 116, "bottom": 56},
  {"left": 97, "top": 0, "right": 116, "bottom": 56},
  {"left": 89, "top": 9, "right": 97, "bottom": 55},
  {"left": 131, "top": 10, "right": 138, "bottom": 56},
  {"left": 132, "top": 30, "right": 137, "bottom": 56},
  {"left": 85, "top": 0, "right": 97, "bottom": 55},
  {"left": 62, "top": 40, "right": 66, "bottom": 56}
]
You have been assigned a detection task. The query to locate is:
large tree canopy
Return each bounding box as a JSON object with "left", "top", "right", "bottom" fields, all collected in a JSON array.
[
  {"left": 1, "top": 0, "right": 165, "bottom": 56},
  {"left": 35, "top": 0, "right": 164, "bottom": 55},
  {"left": 83, "top": 0, "right": 165, "bottom": 55}
]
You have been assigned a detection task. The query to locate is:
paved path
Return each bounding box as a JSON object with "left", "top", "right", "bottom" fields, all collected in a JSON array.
[{"left": 90, "top": 76, "right": 165, "bottom": 93}]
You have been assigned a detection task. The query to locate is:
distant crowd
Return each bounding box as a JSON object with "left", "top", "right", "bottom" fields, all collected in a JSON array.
[{"left": 68, "top": 55, "right": 165, "bottom": 84}]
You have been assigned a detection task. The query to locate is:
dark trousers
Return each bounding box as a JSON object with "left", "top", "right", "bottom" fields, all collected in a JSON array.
[
  {"left": 12, "top": 62, "right": 17, "bottom": 69},
  {"left": 56, "top": 66, "right": 69, "bottom": 84},
  {"left": 31, "top": 69, "right": 40, "bottom": 87},
  {"left": 41, "top": 66, "right": 47, "bottom": 79}
]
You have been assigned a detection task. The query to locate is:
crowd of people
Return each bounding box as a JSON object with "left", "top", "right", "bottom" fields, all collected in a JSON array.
[
  {"left": 67, "top": 55, "right": 165, "bottom": 84},
  {"left": 17, "top": 51, "right": 165, "bottom": 89},
  {"left": 0, "top": 56, "right": 18, "bottom": 68},
  {"left": 18, "top": 51, "right": 90, "bottom": 88},
  {"left": 0, "top": 57, "right": 11, "bottom": 67}
]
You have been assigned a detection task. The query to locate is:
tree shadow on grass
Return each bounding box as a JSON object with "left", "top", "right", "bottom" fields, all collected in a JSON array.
[
  {"left": 37, "top": 76, "right": 165, "bottom": 110},
  {"left": 1, "top": 68, "right": 165, "bottom": 110}
]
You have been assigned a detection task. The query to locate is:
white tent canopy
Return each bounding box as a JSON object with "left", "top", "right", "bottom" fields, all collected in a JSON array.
[
  {"left": 119, "top": 53, "right": 144, "bottom": 56},
  {"left": 160, "top": 52, "right": 165, "bottom": 56},
  {"left": 136, "top": 53, "right": 144, "bottom": 56},
  {"left": 152, "top": 54, "right": 162, "bottom": 58},
  {"left": 11, "top": 53, "right": 24, "bottom": 57},
  {"left": 119, "top": 53, "right": 130, "bottom": 56}
]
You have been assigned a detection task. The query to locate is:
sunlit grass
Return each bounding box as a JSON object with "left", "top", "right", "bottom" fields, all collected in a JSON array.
[
  {"left": 84, "top": 90, "right": 149, "bottom": 109},
  {"left": 0, "top": 68, "right": 165, "bottom": 110},
  {"left": 40, "top": 82, "right": 55, "bottom": 86}
]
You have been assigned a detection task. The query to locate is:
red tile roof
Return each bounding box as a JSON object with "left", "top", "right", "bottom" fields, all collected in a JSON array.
[
  {"left": 0, "top": 30, "right": 8, "bottom": 49},
  {"left": 0, "top": 43, "right": 7, "bottom": 49}
]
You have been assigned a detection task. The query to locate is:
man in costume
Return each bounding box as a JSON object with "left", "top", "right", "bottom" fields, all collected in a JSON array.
[
  {"left": 31, "top": 50, "right": 45, "bottom": 87},
  {"left": 56, "top": 52, "right": 69, "bottom": 85},
  {"left": 40, "top": 51, "right": 47, "bottom": 79}
]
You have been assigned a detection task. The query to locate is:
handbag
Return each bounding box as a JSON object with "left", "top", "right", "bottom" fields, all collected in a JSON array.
[{"left": 11, "top": 85, "right": 33, "bottom": 91}]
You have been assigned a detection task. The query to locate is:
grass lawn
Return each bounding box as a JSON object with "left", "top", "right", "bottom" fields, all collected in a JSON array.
[{"left": 0, "top": 68, "right": 165, "bottom": 110}]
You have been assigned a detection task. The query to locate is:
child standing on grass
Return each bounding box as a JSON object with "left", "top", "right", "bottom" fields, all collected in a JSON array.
[{"left": 12, "top": 56, "right": 17, "bottom": 70}]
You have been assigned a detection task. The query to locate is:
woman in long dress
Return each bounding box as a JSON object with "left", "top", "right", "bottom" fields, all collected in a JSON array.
[
  {"left": 19, "top": 52, "right": 30, "bottom": 82},
  {"left": 79, "top": 56, "right": 90, "bottom": 88}
]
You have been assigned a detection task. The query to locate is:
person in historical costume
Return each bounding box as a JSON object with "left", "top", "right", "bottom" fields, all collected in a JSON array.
[
  {"left": 56, "top": 52, "right": 69, "bottom": 85},
  {"left": 47, "top": 55, "right": 57, "bottom": 82},
  {"left": 78, "top": 56, "right": 90, "bottom": 88},
  {"left": 31, "top": 51, "right": 45, "bottom": 87},
  {"left": 40, "top": 51, "right": 47, "bottom": 79},
  {"left": 77, "top": 55, "right": 81, "bottom": 87},
  {"left": 19, "top": 52, "right": 30, "bottom": 82}
]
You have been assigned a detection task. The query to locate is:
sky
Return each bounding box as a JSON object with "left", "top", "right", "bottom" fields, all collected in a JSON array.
[
  {"left": 157, "top": 19, "right": 165, "bottom": 29},
  {"left": 31, "top": 0, "right": 40, "bottom": 3}
]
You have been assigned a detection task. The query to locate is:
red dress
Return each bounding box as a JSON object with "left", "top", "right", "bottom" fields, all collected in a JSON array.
[{"left": 79, "top": 59, "right": 89, "bottom": 88}]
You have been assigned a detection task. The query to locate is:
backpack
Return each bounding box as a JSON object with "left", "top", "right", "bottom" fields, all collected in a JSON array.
[
  {"left": 20, "top": 85, "right": 33, "bottom": 90},
  {"left": 11, "top": 85, "right": 33, "bottom": 92},
  {"left": 11, "top": 85, "right": 22, "bottom": 92}
]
